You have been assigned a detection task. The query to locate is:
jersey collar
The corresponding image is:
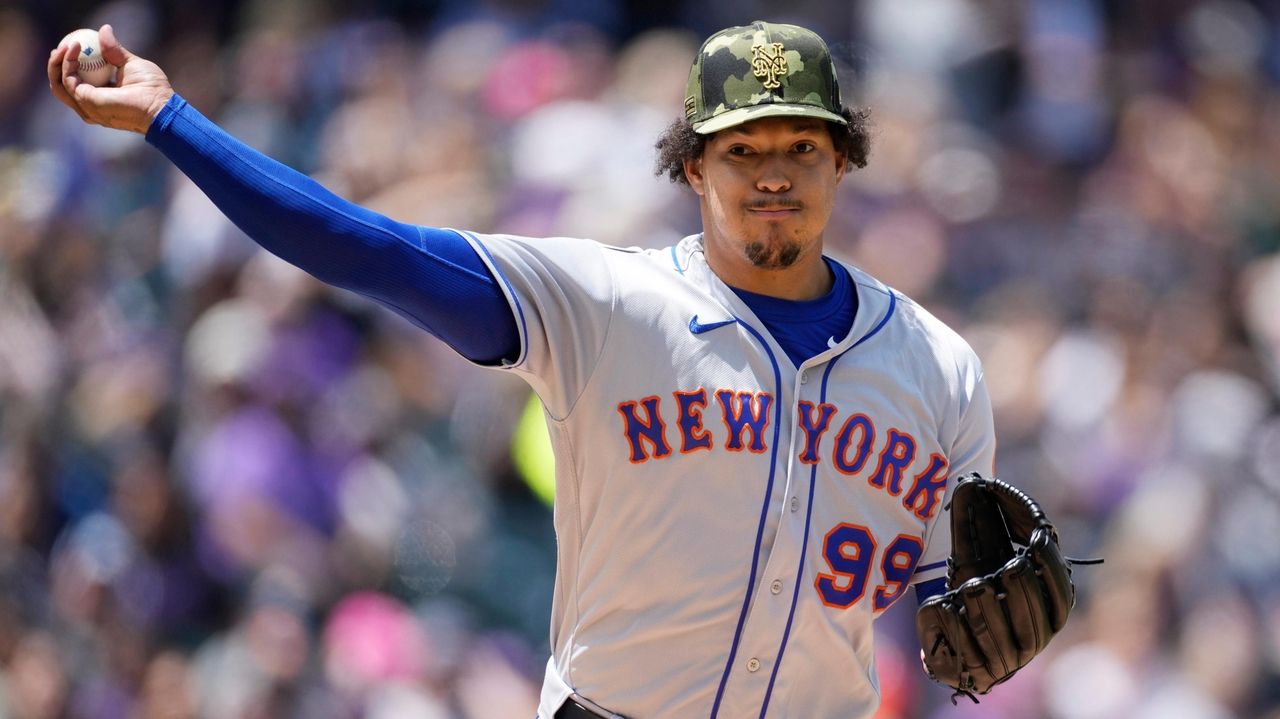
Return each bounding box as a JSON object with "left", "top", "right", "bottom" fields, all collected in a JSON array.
[{"left": 674, "top": 234, "right": 898, "bottom": 364}]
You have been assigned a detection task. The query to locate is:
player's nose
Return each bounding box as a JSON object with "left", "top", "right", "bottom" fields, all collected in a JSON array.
[{"left": 755, "top": 156, "right": 791, "bottom": 193}]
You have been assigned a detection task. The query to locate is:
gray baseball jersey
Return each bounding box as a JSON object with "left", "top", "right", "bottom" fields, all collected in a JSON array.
[{"left": 458, "top": 230, "right": 997, "bottom": 719}]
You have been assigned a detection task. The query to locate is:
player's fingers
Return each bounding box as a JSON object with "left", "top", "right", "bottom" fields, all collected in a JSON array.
[
  {"left": 58, "top": 46, "right": 100, "bottom": 122},
  {"left": 48, "top": 47, "right": 91, "bottom": 123},
  {"left": 64, "top": 78, "right": 94, "bottom": 125},
  {"left": 71, "top": 81, "right": 106, "bottom": 109},
  {"left": 98, "top": 24, "right": 132, "bottom": 67},
  {"left": 61, "top": 40, "right": 82, "bottom": 93},
  {"left": 47, "top": 47, "right": 67, "bottom": 96}
]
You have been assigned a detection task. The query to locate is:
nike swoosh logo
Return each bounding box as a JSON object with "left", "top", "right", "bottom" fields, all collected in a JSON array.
[{"left": 689, "top": 315, "right": 737, "bottom": 334}]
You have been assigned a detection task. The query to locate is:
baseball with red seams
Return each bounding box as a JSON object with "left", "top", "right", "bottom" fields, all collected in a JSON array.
[{"left": 60, "top": 29, "right": 116, "bottom": 87}]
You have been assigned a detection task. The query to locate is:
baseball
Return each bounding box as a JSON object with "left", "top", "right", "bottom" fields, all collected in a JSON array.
[{"left": 60, "top": 29, "right": 116, "bottom": 87}]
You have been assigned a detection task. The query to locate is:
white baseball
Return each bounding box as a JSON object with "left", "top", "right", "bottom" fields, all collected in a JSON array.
[{"left": 60, "top": 29, "right": 116, "bottom": 87}]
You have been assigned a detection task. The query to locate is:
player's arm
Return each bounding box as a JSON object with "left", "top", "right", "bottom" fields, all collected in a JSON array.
[
  {"left": 910, "top": 368, "right": 997, "bottom": 592},
  {"left": 47, "top": 25, "right": 518, "bottom": 364},
  {"left": 909, "top": 366, "right": 996, "bottom": 665}
]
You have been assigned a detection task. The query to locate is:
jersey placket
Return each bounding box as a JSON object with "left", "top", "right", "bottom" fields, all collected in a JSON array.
[{"left": 716, "top": 356, "right": 833, "bottom": 718}]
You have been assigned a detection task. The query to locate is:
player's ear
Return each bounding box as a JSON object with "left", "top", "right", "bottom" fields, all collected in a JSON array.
[
  {"left": 684, "top": 156, "right": 706, "bottom": 196},
  {"left": 833, "top": 151, "right": 848, "bottom": 184}
]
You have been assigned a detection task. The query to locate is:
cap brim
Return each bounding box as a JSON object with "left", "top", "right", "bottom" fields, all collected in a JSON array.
[{"left": 693, "top": 103, "right": 847, "bottom": 135}]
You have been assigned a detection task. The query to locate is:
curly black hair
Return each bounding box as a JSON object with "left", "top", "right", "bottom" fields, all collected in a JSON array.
[{"left": 653, "top": 106, "right": 871, "bottom": 185}]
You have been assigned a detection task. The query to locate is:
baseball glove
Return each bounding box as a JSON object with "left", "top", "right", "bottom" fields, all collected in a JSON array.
[{"left": 915, "top": 473, "right": 1099, "bottom": 703}]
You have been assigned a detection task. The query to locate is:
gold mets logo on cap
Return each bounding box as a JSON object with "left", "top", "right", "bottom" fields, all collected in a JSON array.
[{"left": 751, "top": 41, "right": 787, "bottom": 89}]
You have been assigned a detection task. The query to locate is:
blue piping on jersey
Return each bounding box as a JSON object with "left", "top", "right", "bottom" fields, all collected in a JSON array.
[
  {"left": 758, "top": 288, "right": 899, "bottom": 718},
  {"left": 461, "top": 231, "right": 529, "bottom": 367},
  {"left": 859, "top": 288, "right": 897, "bottom": 348},
  {"left": 670, "top": 245, "right": 686, "bottom": 275},
  {"left": 915, "top": 560, "right": 947, "bottom": 575},
  {"left": 710, "top": 319, "right": 784, "bottom": 719}
]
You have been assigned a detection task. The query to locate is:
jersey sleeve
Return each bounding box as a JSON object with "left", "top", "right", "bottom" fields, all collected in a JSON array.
[
  {"left": 457, "top": 232, "right": 616, "bottom": 420},
  {"left": 912, "top": 365, "right": 997, "bottom": 587}
]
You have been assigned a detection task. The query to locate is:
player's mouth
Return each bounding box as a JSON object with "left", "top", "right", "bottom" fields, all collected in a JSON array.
[{"left": 746, "top": 201, "right": 803, "bottom": 219}]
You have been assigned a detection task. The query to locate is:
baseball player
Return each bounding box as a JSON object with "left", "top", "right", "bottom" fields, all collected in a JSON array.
[{"left": 50, "top": 20, "right": 1075, "bottom": 719}]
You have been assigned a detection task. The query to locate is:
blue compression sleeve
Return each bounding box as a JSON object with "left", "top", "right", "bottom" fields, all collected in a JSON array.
[
  {"left": 145, "top": 93, "right": 519, "bottom": 364},
  {"left": 915, "top": 577, "right": 946, "bottom": 605}
]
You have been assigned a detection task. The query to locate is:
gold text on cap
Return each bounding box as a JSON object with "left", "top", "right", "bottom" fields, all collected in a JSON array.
[{"left": 751, "top": 42, "right": 787, "bottom": 90}]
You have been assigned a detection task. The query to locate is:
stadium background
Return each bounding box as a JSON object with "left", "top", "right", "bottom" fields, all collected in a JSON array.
[{"left": 1, "top": 0, "right": 1279, "bottom": 716}]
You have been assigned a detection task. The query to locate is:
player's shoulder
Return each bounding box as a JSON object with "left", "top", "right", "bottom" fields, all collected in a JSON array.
[
  {"left": 459, "top": 230, "right": 606, "bottom": 255},
  {"left": 840, "top": 260, "right": 983, "bottom": 373},
  {"left": 596, "top": 235, "right": 696, "bottom": 267},
  {"left": 462, "top": 230, "right": 679, "bottom": 267}
]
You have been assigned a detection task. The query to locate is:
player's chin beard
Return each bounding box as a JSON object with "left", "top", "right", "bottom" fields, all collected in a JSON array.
[{"left": 744, "top": 232, "right": 802, "bottom": 269}]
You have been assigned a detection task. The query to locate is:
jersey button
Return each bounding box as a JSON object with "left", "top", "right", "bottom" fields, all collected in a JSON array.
[
  {"left": 771, "top": 580, "right": 783, "bottom": 594},
  {"left": 800, "top": 372, "right": 809, "bottom": 384},
  {"left": 747, "top": 658, "right": 761, "bottom": 672},
  {"left": 790, "top": 497, "right": 798, "bottom": 512}
]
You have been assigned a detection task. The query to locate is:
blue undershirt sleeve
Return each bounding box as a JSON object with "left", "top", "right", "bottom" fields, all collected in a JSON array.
[
  {"left": 915, "top": 577, "right": 947, "bottom": 605},
  {"left": 144, "top": 93, "right": 519, "bottom": 364}
]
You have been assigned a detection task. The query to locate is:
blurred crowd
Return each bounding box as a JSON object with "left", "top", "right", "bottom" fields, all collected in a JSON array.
[{"left": 1, "top": 0, "right": 1279, "bottom": 717}]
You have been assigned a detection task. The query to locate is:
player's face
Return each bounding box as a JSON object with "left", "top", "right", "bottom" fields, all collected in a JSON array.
[{"left": 684, "top": 117, "right": 846, "bottom": 275}]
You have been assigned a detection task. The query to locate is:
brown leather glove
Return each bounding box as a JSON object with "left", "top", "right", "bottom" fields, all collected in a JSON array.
[{"left": 915, "top": 473, "right": 1098, "bottom": 703}]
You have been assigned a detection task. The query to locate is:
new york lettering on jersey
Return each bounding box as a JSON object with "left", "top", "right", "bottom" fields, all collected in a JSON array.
[{"left": 616, "top": 389, "right": 950, "bottom": 523}]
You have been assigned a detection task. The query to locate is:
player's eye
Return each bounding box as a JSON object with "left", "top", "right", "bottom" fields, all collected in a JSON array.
[
  {"left": 727, "top": 145, "right": 752, "bottom": 156},
  {"left": 793, "top": 142, "right": 816, "bottom": 153}
]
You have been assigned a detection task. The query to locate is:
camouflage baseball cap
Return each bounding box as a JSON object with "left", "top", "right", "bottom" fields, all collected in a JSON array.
[{"left": 685, "top": 21, "right": 847, "bottom": 135}]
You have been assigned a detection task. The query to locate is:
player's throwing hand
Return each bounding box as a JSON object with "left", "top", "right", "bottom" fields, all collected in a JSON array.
[{"left": 47, "top": 24, "right": 173, "bottom": 135}]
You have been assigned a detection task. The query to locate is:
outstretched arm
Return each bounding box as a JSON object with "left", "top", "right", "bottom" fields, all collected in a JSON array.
[{"left": 48, "top": 25, "right": 519, "bottom": 364}]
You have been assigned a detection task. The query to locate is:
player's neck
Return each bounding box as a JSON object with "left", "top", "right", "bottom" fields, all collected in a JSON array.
[{"left": 704, "top": 236, "right": 833, "bottom": 301}]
